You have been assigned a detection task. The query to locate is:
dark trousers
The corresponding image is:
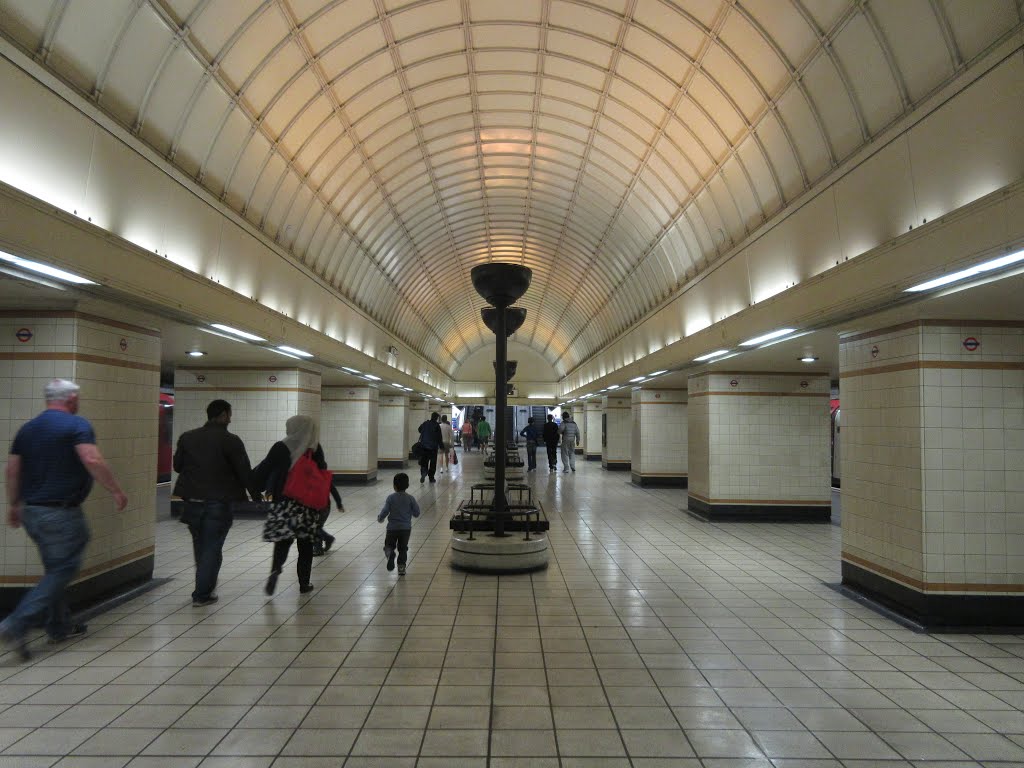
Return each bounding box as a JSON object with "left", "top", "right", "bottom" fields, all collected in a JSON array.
[
  {"left": 184, "top": 501, "right": 232, "bottom": 601},
  {"left": 419, "top": 449, "right": 437, "bottom": 480},
  {"left": 315, "top": 507, "right": 331, "bottom": 544},
  {"left": 384, "top": 529, "right": 411, "bottom": 566},
  {"left": 526, "top": 442, "right": 537, "bottom": 470},
  {"left": 545, "top": 443, "right": 558, "bottom": 469},
  {"left": 272, "top": 539, "right": 314, "bottom": 587},
  {"left": 0, "top": 505, "right": 89, "bottom": 639}
]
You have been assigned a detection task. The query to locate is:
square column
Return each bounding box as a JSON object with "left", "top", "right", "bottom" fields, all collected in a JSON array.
[
  {"left": 321, "top": 386, "right": 378, "bottom": 483},
  {"left": 601, "top": 395, "right": 632, "bottom": 471},
  {"left": 584, "top": 399, "right": 602, "bottom": 460},
  {"left": 0, "top": 310, "right": 160, "bottom": 611},
  {"left": 840, "top": 321, "right": 1024, "bottom": 628},
  {"left": 407, "top": 399, "right": 429, "bottom": 458},
  {"left": 631, "top": 389, "right": 688, "bottom": 487},
  {"left": 378, "top": 394, "right": 409, "bottom": 468},
  {"left": 174, "top": 366, "right": 321, "bottom": 468},
  {"left": 687, "top": 372, "right": 831, "bottom": 521},
  {"left": 571, "top": 406, "right": 586, "bottom": 454}
]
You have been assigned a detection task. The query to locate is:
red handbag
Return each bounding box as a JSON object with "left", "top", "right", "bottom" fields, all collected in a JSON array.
[{"left": 282, "top": 450, "right": 333, "bottom": 509}]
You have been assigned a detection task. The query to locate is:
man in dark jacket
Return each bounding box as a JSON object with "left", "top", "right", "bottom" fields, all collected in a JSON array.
[
  {"left": 542, "top": 414, "right": 560, "bottom": 471},
  {"left": 417, "top": 412, "right": 443, "bottom": 484},
  {"left": 173, "top": 399, "right": 252, "bottom": 606}
]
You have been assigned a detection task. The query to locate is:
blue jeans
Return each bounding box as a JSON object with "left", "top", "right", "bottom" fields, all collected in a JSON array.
[
  {"left": 0, "top": 505, "right": 89, "bottom": 639},
  {"left": 182, "top": 501, "right": 232, "bottom": 600},
  {"left": 526, "top": 441, "right": 537, "bottom": 470}
]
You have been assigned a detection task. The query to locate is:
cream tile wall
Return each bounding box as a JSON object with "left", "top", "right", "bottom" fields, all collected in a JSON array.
[
  {"left": 1, "top": 311, "right": 159, "bottom": 585},
  {"left": 584, "top": 400, "right": 602, "bottom": 457},
  {"left": 631, "top": 389, "right": 688, "bottom": 478},
  {"left": 687, "top": 372, "right": 830, "bottom": 504},
  {"left": 601, "top": 395, "right": 632, "bottom": 466},
  {"left": 321, "top": 386, "right": 378, "bottom": 475},
  {"left": 173, "top": 367, "right": 322, "bottom": 473},
  {"left": 377, "top": 394, "right": 408, "bottom": 463},
  {"left": 687, "top": 381, "right": 711, "bottom": 500},
  {"left": 408, "top": 399, "right": 429, "bottom": 455},
  {"left": 841, "top": 322, "right": 1024, "bottom": 591},
  {"left": 564, "top": 406, "right": 585, "bottom": 452}
]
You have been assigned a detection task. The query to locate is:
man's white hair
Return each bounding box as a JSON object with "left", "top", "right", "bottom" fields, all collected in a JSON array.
[{"left": 44, "top": 378, "right": 80, "bottom": 402}]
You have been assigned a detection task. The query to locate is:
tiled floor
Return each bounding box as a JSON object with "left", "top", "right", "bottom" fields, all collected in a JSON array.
[{"left": 4, "top": 452, "right": 1024, "bottom": 767}]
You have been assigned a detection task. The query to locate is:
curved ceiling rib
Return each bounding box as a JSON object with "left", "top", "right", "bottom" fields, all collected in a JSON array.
[{"left": 0, "top": 0, "right": 1017, "bottom": 375}]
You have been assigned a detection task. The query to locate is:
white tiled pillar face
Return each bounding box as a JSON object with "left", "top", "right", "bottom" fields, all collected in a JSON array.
[
  {"left": 173, "top": 367, "right": 321, "bottom": 473},
  {"left": 584, "top": 400, "right": 602, "bottom": 459},
  {"left": 321, "top": 386, "right": 379, "bottom": 482},
  {"left": 407, "top": 399, "right": 429, "bottom": 458},
  {"left": 686, "top": 372, "right": 831, "bottom": 521},
  {"left": 840, "top": 321, "right": 1024, "bottom": 626},
  {"left": 567, "top": 406, "right": 585, "bottom": 453},
  {"left": 601, "top": 395, "right": 632, "bottom": 470},
  {"left": 377, "top": 394, "right": 408, "bottom": 467},
  {"left": 631, "top": 389, "right": 688, "bottom": 486},
  {"left": 0, "top": 310, "right": 159, "bottom": 607}
]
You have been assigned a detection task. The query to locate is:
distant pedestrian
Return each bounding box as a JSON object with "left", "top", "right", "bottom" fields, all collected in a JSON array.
[
  {"left": 438, "top": 415, "right": 453, "bottom": 473},
  {"left": 542, "top": 414, "right": 560, "bottom": 470},
  {"left": 476, "top": 417, "right": 492, "bottom": 450},
  {"left": 460, "top": 420, "right": 475, "bottom": 453},
  {"left": 377, "top": 472, "right": 421, "bottom": 575},
  {"left": 559, "top": 411, "right": 581, "bottom": 473},
  {"left": 1, "top": 379, "right": 127, "bottom": 661},
  {"left": 254, "top": 415, "right": 339, "bottom": 595},
  {"left": 417, "top": 412, "right": 443, "bottom": 483},
  {"left": 173, "top": 399, "right": 254, "bottom": 607},
  {"left": 520, "top": 417, "right": 540, "bottom": 471}
]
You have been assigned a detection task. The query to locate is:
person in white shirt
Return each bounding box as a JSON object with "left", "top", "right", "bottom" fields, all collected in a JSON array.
[
  {"left": 438, "top": 415, "right": 454, "bottom": 473},
  {"left": 558, "top": 411, "right": 581, "bottom": 473}
]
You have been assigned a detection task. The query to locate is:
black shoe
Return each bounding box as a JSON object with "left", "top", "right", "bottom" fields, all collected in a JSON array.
[
  {"left": 322, "top": 534, "right": 335, "bottom": 551},
  {"left": 429, "top": 478, "right": 436, "bottom": 483},
  {"left": 1, "top": 629, "right": 31, "bottom": 662},
  {"left": 300, "top": 584, "right": 315, "bottom": 594},
  {"left": 385, "top": 546, "right": 396, "bottom": 572},
  {"left": 398, "top": 565, "right": 406, "bottom": 575},
  {"left": 265, "top": 570, "right": 281, "bottom": 596},
  {"left": 192, "top": 594, "right": 219, "bottom": 607},
  {"left": 47, "top": 624, "right": 87, "bottom": 644},
  {"left": 312, "top": 545, "right": 325, "bottom": 557},
  {"left": 420, "top": 476, "right": 425, "bottom": 483}
]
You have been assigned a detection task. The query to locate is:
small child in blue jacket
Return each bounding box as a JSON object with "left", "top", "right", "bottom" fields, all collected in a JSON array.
[{"left": 377, "top": 473, "right": 421, "bottom": 575}]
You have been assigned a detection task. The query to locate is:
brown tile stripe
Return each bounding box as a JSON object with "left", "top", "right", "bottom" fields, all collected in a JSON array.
[
  {"left": 0, "top": 352, "right": 160, "bottom": 372},
  {"left": 322, "top": 398, "right": 375, "bottom": 402},
  {"left": 842, "top": 551, "right": 1024, "bottom": 593},
  {"left": 841, "top": 360, "right": 1024, "bottom": 378},
  {"left": 638, "top": 400, "right": 689, "bottom": 405},
  {"left": 181, "top": 365, "right": 321, "bottom": 376},
  {"left": 330, "top": 469, "right": 375, "bottom": 474},
  {"left": 689, "top": 491, "right": 831, "bottom": 506},
  {"left": 688, "top": 391, "right": 829, "bottom": 398},
  {"left": 689, "top": 370, "right": 830, "bottom": 377},
  {"left": 841, "top": 319, "right": 1024, "bottom": 345},
  {"left": 176, "top": 386, "right": 321, "bottom": 394},
  {"left": 0, "top": 310, "right": 161, "bottom": 338},
  {"left": 0, "top": 545, "right": 154, "bottom": 586}
]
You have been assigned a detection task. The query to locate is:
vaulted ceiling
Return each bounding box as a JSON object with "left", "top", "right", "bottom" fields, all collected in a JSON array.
[{"left": 0, "top": 0, "right": 1018, "bottom": 375}]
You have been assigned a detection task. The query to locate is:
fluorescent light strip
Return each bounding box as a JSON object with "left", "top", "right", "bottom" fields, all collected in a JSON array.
[
  {"left": 528, "top": 395, "right": 553, "bottom": 399},
  {"left": 694, "top": 349, "right": 730, "bottom": 361},
  {"left": 277, "top": 345, "right": 312, "bottom": 358},
  {"left": 341, "top": 367, "right": 361, "bottom": 374},
  {"left": 606, "top": 384, "right": 620, "bottom": 390},
  {"left": 906, "top": 249, "right": 1024, "bottom": 292},
  {"left": 269, "top": 348, "right": 301, "bottom": 360},
  {"left": 740, "top": 328, "right": 797, "bottom": 346},
  {"left": 647, "top": 370, "right": 667, "bottom": 376},
  {"left": 0, "top": 251, "right": 98, "bottom": 284},
  {"left": 364, "top": 374, "right": 381, "bottom": 381},
  {"left": 211, "top": 323, "right": 266, "bottom": 342},
  {"left": 629, "top": 376, "right": 646, "bottom": 383},
  {"left": 200, "top": 327, "right": 245, "bottom": 343}
]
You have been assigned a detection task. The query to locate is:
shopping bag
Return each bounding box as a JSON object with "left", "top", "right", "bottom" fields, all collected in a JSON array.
[{"left": 282, "top": 450, "right": 333, "bottom": 509}]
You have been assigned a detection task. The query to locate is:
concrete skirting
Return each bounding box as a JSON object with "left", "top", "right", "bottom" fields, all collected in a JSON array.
[
  {"left": 377, "top": 459, "right": 408, "bottom": 469},
  {"left": 602, "top": 460, "right": 631, "bottom": 471},
  {"left": 687, "top": 496, "right": 830, "bottom": 522},
  {"left": 631, "top": 473, "right": 688, "bottom": 487},
  {"left": 585, "top": 453, "right": 601, "bottom": 461},
  {"left": 0, "top": 554, "right": 154, "bottom": 615},
  {"left": 332, "top": 471, "right": 378, "bottom": 485}
]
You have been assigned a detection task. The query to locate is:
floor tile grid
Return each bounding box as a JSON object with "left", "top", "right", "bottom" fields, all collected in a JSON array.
[
  {"left": 0, "top": 486, "right": 456, "bottom": 762},
  {"left": 555, "top": 486, "right": 1024, "bottom": 765}
]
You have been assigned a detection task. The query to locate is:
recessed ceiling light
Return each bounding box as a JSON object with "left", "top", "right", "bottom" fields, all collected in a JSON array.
[
  {"left": 0, "top": 250, "right": 98, "bottom": 284},
  {"left": 364, "top": 374, "right": 381, "bottom": 381},
  {"left": 648, "top": 370, "right": 667, "bottom": 376},
  {"left": 606, "top": 384, "right": 619, "bottom": 390},
  {"left": 629, "top": 376, "right": 646, "bottom": 382},
  {"left": 187, "top": 350, "right": 205, "bottom": 357},
  {"left": 277, "top": 345, "right": 312, "bottom": 358},
  {"left": 341, "top": 366, "right": 360, "bottom": 374},
  {"left": 740, "top": 328, "right": 797, "bottom": 346},
  {"left": 800, "top": 356, "right": 819, "bottom": 363},
  {"left": 694, "top": 349, "right": 730, "bottom": 361},
  {"left": 905, "top": 249, "right": 1024, "bottom": 292},
  {"left": 211, "top": 323, "right": 266, "bottom": 341}
]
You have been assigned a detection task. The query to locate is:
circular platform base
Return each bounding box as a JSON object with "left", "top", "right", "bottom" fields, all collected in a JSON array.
[{"left": 450, "top": 532, "right": 549, "bottom": 573}]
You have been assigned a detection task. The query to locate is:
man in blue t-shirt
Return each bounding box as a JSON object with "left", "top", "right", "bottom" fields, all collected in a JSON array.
[{"left": 1, "top": 379, "right": 127, "bottom": 661}]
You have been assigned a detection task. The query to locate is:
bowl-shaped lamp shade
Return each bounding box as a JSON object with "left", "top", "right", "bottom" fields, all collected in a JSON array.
[
  {"left": 493, "top": 360, "right": 518, "bottom": 381},
  {"left": 481, "top": 307, "right": 527, "bottom": 336},
  {"left": 471, "top": 263, "right": 533, "bottom": 307}
]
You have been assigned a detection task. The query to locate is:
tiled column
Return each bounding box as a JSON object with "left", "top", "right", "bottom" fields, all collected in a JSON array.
[
  {"left": 407, "top": 399, "right": 429, "bottom": 458},
  {"left": 840, "top": 321, "right": 1024, "bottom": 628},
  {"left": 0, "top": 310, "right": 159, "bottom": 611},
  {"left": 584, "top": 400, "right": 602, "bottom": 460},
  {"left": 687, "top": 372, "right": 831, "bottom": 521},
  {"left": 321, "top": 386, "right": 379, "bottom": 483},
  {"left": 570, "top": 406, "right": 586, "bottom": 454},
  {"left": 601, "top": 395, "right": 632, "bottom": 471},
  {"left": 377, "top": 394, "right": 408, "bottom": 468},
  {"left": 631, "top": 389, "right": 688, "bottom": 487},
  {"left": 173, "top": 366, "right": 322, "bottom": 470}
]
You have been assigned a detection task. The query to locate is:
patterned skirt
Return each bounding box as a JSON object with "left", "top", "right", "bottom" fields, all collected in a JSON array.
[{"left": 263, "top": 498, "right": 320, "bottom": 543}]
